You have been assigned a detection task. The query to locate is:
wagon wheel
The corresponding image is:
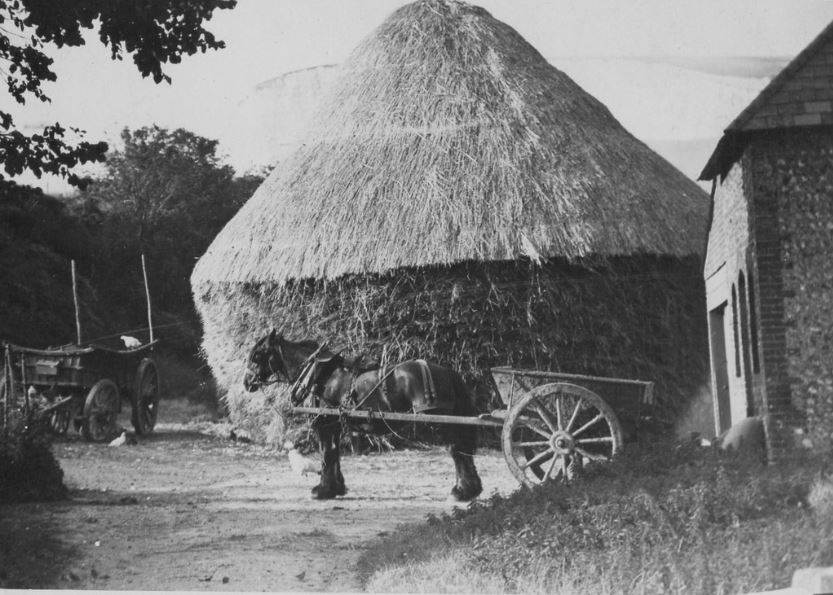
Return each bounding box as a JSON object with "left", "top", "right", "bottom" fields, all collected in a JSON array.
[
  {"left": 49, "top": 402, "right": 72, "bottom": 435},
  {"left": 82, "top": 379, "right": 120, "bottom": 442},
  {"left": 132, "top": 358, "right": 160, "bottom": 434},
  {"left": 501, "top": 382, "right": 623, "bottom": 488}
]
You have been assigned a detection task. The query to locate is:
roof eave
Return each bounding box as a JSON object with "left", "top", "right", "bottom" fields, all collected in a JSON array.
[{"left": 699, "top": 18, "right": 833, "bottom": 181}]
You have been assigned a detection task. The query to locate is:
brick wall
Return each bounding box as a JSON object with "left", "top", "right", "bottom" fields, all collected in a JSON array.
[
  {"left": 705, "top": 164, "right": 748, "bottom": 279},
  {"left": 746, "top": 144, "right": 791, "bottom": 459},
  {"left": 749, "top": 127, "right": 833, "bottom": 452}
]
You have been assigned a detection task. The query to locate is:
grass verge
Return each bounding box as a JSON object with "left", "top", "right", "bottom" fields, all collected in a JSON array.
[{"left": 359, "top": 441, "right": 833, "bottom": 594}]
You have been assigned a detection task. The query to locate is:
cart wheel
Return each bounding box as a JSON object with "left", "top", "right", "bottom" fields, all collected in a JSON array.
[
  {"left": 501, "top": 382, "right": 623, "bottom": 488},
  {"left": 82, "top": 379, "right": 120, "bottom": 442},
  {"left": 132, "top": 358, "right": 160, "bottom": 434},
  {"left": 49, "top": 405, "right": 71, "bottom": 435}
]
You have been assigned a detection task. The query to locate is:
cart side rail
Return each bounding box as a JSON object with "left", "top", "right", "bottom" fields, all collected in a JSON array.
[
  {"left": 1, "top": 340, "right": 158, "bottom": 357},
  {"left": 489, "top": 366, "right": 655, "bottom": 416},
  {"left": 490, "top": 366, "right": 654, "bottom": 392}
]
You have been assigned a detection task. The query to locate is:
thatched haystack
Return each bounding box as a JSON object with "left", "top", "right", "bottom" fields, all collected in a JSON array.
[{"left": 192, "top": 0, "right": 709, "bottom": 441}]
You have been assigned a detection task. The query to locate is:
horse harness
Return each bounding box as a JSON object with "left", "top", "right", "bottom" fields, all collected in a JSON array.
[{"left": 288, "top": 346, "right": 437, "bottom": 416}]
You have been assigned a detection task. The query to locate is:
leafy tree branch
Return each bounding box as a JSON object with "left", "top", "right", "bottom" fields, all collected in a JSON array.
[{"left": 0, "top": 0, "right": 236, "bottom": 188}]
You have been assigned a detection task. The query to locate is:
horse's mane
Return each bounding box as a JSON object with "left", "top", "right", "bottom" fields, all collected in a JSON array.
[{"left": 280, "top": 337, "right": 320, "bottom": 351}]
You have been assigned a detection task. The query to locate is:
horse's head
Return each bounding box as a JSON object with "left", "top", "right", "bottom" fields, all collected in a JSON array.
[{"left": 243, "top": 328, "right": 288, "bottom": 392}]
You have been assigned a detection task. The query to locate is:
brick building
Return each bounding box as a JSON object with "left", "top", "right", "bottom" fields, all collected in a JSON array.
[{"left": 700, "top": 21, "right": 833, "bottom": 458}]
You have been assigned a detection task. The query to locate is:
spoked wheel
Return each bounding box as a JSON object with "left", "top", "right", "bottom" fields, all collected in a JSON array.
[
  {"left": 502, "top": 382, "right": 623, "bottom": 488},
  {"left": 82, "top": 379, "right": 120, "bottom": 442},
  {"left": 132, "top": 358, "right": 160, "bottom": 434},
  {"left": 49, "top": 404, "right": 72, "bottom": 435}
]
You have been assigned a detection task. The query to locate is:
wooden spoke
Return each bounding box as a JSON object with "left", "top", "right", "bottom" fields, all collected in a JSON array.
[
  {"left": 516, "top": 440, "right": 551, "bottom": 447},
  {"left": 565, "top": 399, "right": 582, "bottom": 433},
  {"left": 531, "top": 398, "right": 559, "bottom": 434},
  {"left": 572, "top": 413, "right": 605, "bottom": 437},
  {"left": 575, "top": 436, "right": 614, "bottom": 444},
  {"left": 519, "top": 420, "right": 553, "bottom": 440},
  {"left": 575, "top": 446, "right": 610, "bottom": 462},
  {"left": 555, "top": 397, "right": 563, "bottom": 430},
  {"left": 520, "top": 448, "right": 555, "bottom": 470},
  {"left": 545, "top": 455, "right": 560, "bottom": 481}
]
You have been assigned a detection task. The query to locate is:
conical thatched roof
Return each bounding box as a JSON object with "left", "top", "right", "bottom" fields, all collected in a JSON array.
[{"left": 193, "top": 0, "right": 707, "bottom": 286}]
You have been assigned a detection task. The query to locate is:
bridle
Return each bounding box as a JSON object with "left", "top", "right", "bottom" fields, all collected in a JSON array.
[
  {"left": 248, "top": 335, "right": 331, "bottom": 405},
  {"left": 248, "top": 338, "right": 290, "bottom": 387}
]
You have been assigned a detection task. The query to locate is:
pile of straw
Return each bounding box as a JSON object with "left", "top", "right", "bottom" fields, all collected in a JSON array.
[
  {"left": 192, "top": 0, "right": 710, "bottom": 441},
  {"left": 197, "top": 256, "right": 707, "bottom": 442}
]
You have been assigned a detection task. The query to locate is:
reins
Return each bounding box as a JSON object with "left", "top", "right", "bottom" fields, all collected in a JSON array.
[{"left": 287, "top": 342, "right": 330, "bottom": 406}]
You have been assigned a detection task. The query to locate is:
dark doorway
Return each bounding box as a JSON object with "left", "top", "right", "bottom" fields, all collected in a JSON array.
[{"left": 709, "top": 302, "right": 731, "bottom": 433}]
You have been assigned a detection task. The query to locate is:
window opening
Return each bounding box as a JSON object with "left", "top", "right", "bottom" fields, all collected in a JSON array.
[
  {"left": 747, "top": 272, "right": 760, "bottom": 373},
  {"left": 731, "top": 284, "right": 740, "bottom": 377}
]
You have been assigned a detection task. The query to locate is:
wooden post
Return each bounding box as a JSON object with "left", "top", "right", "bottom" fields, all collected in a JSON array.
[
  {"left": 142, "top": 254, "right": 154, "bottom": 343},
  {"left": 71, "top": 259, "right": 82, "bottom": 345},
  {"left": 20, "top": 354, "right": 28, "bottom": 416},
  {"left": 3, "top": 346, "right": 10, "bottom": 426}
]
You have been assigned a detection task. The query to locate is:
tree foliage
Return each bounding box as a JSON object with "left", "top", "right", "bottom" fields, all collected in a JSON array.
[
  {"left": 0, "top": 0, "right": 236, "bottom": 187},
  {"left": 0, "top": 124, "right": 261, "bottom": 354},
  {"left": 81, "top": 126, "right": 262, "bottom": 349},
  {"left": 0, "top": 180, "right": 105, "bottom": 347}
]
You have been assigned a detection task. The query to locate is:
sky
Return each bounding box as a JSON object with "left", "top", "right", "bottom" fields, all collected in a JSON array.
[{"left": 7, "top": 0, "right": 833, "bottom": 188}]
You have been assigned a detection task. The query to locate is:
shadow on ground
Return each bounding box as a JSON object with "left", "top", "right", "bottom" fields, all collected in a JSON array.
[{"left": 0, "top": 500, "right": 80, "bottom": 588}]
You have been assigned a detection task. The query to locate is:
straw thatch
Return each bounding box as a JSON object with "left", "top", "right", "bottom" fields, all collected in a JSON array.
[
  {"left": 192, "top": 0, "right": 710, "bottom": 441},
  {"left": 193, "top": 0, "right": 707, "bottom": 287}
]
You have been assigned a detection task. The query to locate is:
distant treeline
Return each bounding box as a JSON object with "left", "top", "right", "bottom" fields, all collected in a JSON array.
[{"left": 0, "top": 126, "right": 264, "bottom": 367}]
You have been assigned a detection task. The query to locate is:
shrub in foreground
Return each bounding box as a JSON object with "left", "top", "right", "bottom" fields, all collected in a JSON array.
[
  {"left": 0, "top": 412, "right": 66, "bottom": 504},
  {"left": 359, "top": 441, "right": 833, "bottom": 594}
]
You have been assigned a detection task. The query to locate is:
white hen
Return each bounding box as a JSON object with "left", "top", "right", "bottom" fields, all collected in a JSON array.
[
  {"left": 284, "top": 441, "right": 319, "bottom": 477},
  {"left": 120, "top": 335, "right": 142, "bottom": 349},
  {"left": 109, "top": 431, "right": 127, "bottom": 447}
]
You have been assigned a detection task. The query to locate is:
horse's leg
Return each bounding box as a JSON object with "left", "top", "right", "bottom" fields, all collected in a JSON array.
[
  {"left": 446, "top": 424, "right": 483, "bottom": 501},
  {"left": 444, "top": 373, "right": 482, "bottom": 501},
  {"left": 311, "top": 419, "right": 347, "bottom": 499}
]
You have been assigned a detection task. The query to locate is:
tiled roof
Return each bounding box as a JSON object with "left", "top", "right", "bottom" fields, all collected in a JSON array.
[{"left": 701, "top": 19, "right": 833, "bottom": 180}]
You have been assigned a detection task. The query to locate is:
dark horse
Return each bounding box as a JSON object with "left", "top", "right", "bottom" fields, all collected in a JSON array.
[{"left": 243, "top": 329, "right": 483, "bottom": 501}]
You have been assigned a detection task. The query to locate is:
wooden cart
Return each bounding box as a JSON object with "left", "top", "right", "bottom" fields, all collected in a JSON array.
[
  {"left": 1, "top": 255, "right": 161, "bottom": 442},
  {"left": 293, "top": 365, "right": 655, "bottom": 488},
  {"left": 1, "top": 341, "right": 161, "bottom": 442}
]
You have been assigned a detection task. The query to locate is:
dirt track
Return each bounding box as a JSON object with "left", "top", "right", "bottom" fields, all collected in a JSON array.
[{"left": 0, "top": 420, "right": 520, "bottom": 591}]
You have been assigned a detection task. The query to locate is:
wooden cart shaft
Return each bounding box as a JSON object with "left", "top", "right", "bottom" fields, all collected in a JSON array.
[{"left": 292, "top": 405, "right": 504, "bottom": 428}]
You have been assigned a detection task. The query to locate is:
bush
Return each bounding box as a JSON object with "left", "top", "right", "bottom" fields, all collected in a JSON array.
[{"left": 0, "top": 411, "right": 67, "bottom": 503}]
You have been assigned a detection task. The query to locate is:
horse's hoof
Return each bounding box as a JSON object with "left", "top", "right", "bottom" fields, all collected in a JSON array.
[
  {"left": 451, "top": 483, "right": 482, "bottom": 502},
  {"left": 335, "top": 484, "right": 348, "bottom": 496},
  {"left": 312, "top": 485, "right": 338, "bottom": 500}
]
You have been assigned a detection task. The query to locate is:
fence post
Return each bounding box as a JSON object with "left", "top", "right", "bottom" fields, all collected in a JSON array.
[
  {"left": 72, "top": 259, "right": 82, "bottom": 345},
  {"left": 142, "top": 254, "right": 154, "bottom": 344}
]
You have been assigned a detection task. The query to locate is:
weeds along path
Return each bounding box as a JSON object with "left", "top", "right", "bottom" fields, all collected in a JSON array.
[{"left": 0, "top": 424, "right": 519, "bottom": 591}]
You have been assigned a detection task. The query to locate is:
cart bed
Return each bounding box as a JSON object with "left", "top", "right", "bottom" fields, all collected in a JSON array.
[{"left": 490, "top": 366, "right": 655, "bottom": 439}]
